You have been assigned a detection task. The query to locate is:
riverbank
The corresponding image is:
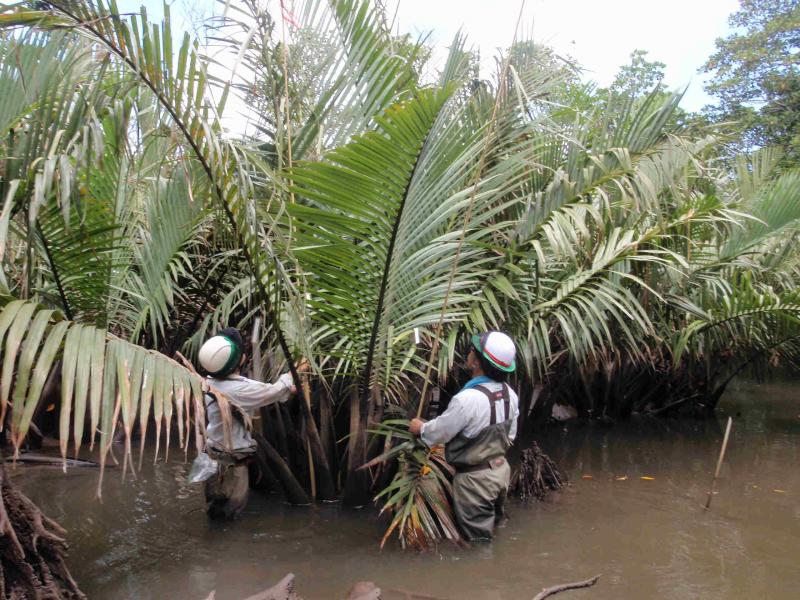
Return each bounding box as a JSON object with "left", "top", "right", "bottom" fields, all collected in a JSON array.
[{"left": 12, "top": 378, "right": 799, "bottom": 599}]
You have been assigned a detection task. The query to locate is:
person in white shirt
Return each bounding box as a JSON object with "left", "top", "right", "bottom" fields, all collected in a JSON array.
[
  {"left": 409, "top": 331, "right": 519, "bottom": 541},
  {"left": 199, "top": 327, "right": 308, "bottom": 519}
]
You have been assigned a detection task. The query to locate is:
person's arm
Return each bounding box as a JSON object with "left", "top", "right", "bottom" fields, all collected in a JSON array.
[
  {"left": 416, "top": 396, "right": 469, "bottom": 447},
  {"left": 508, "top": 389, "right": 519, "bottom": 442},
  {"left": 226, "top": 373, "right": 294, "bottom": 410}
]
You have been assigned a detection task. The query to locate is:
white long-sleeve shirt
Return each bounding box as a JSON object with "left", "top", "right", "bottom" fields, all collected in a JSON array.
[
  {"left": 206, "top": 373, "right": 293, "bottom": 451},
  {"left": 420, "top": 381, "right": 519, "bottom": 447}
]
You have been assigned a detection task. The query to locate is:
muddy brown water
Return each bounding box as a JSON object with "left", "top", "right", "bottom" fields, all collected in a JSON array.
[{"left": 12, "top": 379, "right": 800, "bottom": 599}]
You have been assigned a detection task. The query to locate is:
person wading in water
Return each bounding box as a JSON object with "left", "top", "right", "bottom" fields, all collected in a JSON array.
[
  {"left": 198, "top": 327, "right": 309, "bottom": 519},
  {"left": 409, "top": 331, "right": 519, "bottom": 541}
]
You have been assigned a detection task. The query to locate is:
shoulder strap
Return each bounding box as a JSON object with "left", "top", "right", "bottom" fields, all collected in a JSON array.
[
  {"left": 473, "top": 384, "right": 505, "bottom": 425},
  {"left": 204, "top": 390, "right": 247, "bottom": 426},
  {"left": 502, "top": 383, "right": 510, "bottom": 424}
]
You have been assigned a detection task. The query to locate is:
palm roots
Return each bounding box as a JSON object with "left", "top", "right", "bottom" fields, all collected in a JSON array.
[
  {"left": 510, "top": 443, "right": 567, "bottom": 502},
  {"left": 0, "top": 463, "right": 84, "bottom": 599}
]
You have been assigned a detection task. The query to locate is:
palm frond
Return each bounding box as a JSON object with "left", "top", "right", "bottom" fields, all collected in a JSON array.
[
  {"left": 10, "top": 0, "right": 304, "bottom": 379},
  {"left": 671, "top": 278, "right": 800, "bottom": 367},
  {"left": 720, "top": 169, "right": 800, "bottom": 260},
  {"left": 0, "top": 299, "right": 242, "bottom": 496},
  {"left": 289, "top": 86, "right": 470, "bottom": 394},
  {"left": 125, "top": 169, "right": 207, "bottom": 344},
  {"left": 368, "top": 421, "right": 462, "bottom": 550}
]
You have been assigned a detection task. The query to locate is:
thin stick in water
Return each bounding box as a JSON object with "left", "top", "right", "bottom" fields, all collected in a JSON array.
[
  {"left": 532, "top": 575, "right": 600, "bottom": 600},
  {"left": 705, "top": 416, "right": 733, "bottom": 510}
]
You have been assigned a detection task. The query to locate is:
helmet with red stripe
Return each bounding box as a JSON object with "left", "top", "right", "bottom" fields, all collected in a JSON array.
[{"left": 471, "top": 331, "right": 516, "bottom": 373}]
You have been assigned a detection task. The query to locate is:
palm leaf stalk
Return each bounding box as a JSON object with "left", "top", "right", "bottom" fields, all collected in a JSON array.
[
  {"left": 289, "top": 84, "right": 477, "bottom": 504},
  {"left": 414, "top": 2, "right": 528, "bottom": 419}
]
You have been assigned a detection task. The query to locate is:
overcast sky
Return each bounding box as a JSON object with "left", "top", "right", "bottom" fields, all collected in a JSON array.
[
  {"left": 138, "top": 0, "right": 741, "bottom": 112},
  {"left": 390, "top": 0, "right": 739, "bottom": 111}
]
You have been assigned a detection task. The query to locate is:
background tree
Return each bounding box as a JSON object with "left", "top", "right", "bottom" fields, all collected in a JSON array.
[
  {"left": 701, "top": 0, "right": 800, "bottom": 165},
  {"left": 609, "top": 49, "right": 666, "bottom": 98}
]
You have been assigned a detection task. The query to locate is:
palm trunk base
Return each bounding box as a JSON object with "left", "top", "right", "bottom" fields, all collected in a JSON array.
[
  {"left": 0, "top": 462, "right": 85, "bottom": 599},
  {"left": 342, "top": 468, "right": 372, "bottom": 508}
]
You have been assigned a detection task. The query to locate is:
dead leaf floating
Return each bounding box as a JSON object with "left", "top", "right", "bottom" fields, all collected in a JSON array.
[
  {"left": 581, "top": 474, "right": 593, "bottom": 480},
  {"left": 640, "top": 476, "right": 655, "bottom": 481},
  {"left": 615, "top": 475, "right": 628, "bottom": 481}
]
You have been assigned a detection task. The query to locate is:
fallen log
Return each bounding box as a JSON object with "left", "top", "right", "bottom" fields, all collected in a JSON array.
[
  {"left": 4, "top": 453, "right": 101, "bottom": 468},
  {"left": 532, "top": 575, "right": 600, "bottom": 600},
  {"left": 205, "top": 572, "right": 597, "bottom": 600},
  {"left": 242, "top": 574, "right": 302, "bottom": 600}
]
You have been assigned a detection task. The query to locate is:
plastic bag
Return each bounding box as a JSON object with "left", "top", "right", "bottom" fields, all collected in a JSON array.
[{"left": 188, "top": 452, "right": 219, "bottom": 484}]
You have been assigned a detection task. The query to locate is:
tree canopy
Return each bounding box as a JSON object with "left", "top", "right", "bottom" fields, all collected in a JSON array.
[{"left": 702, "top": 0, "right": 800, "bottom": 164}]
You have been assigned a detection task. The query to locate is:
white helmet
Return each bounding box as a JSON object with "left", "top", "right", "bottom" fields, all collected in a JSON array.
[
  {"left": 198, "top": 335, "right": 242, "bottom": 377},
  {"left": 471, "top": 331, "right": 516, "bottom": 372}
]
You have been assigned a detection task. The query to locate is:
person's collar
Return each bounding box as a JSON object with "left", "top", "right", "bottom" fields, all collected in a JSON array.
[{"left": 462, "top": 375, "right": 493, "bottom": 390}]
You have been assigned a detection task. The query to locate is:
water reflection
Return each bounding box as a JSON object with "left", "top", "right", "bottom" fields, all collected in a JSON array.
[{"left": 12, "top": 379, "right": 800, "bottom": 599}]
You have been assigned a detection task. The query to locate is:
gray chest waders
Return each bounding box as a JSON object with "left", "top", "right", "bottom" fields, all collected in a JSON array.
[
  {"left": 203, "top": 392, "right": 251, "bottom": 520},
  {"left": 445, "top": 383, "right": 514, "bottom": 541}
]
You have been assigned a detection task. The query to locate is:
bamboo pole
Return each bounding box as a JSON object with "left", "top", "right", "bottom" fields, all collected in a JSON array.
[
  {"left": 705, "top": 416, "right": 733, "bottom": 510},
  {"left": 415, "top": 0, "right": 528, "bottom": 419}
]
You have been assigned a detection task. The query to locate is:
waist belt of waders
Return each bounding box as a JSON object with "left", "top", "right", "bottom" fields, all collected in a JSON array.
[
  {"left": 206, "top": 443, "right": 255, "bottom": 465},
  {"left": 455, "top": 456, "right": 507, "bottom": 474},
  {"left": 452, "top": 383, "right": 511, "bottom": 474}
]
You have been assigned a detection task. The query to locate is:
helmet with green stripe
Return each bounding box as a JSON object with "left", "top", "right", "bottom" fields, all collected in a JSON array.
[
  {"left": 199, "top": 328, "right": 244, "bottom": 377},
  {"left": 471, "top": 331, "right": 516, "bottom": 373}
]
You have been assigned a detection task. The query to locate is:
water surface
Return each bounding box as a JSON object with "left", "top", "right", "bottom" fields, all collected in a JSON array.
[{"left": 14, "top": 379, "right": 800, "bottom": 599}]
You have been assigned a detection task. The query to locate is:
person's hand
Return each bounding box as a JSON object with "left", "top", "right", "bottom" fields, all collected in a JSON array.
[
  {"left": 409, "top": 418, "right": 426, "bottom": 437},
  {"left": 296, "top": 358, "right": 311, "bottom": 374},
  {"left": 290, "top": 385, "right": 298, "bottom": 395}
]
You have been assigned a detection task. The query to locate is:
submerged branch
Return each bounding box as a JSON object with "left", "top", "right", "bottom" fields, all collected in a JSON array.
[{"left": 532, "top": 575, "right": 601, "bottom": 600}]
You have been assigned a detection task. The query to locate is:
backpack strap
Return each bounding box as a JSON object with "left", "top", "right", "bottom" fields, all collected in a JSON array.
[
  {"left": 203, "top": 391, "right": 217, "bottom": 428},
  {"left": 473, "top": 384, "right": 506, "bottom": 425},
  {"left": 502, "top": 383, "right": 510, "bottom": 425},
  {"left": 204, "top": 390, "right": 246, "bottom": 426}
]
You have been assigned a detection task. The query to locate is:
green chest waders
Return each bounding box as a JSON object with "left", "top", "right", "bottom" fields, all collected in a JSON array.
[{"left": 445, "top": 383, "right": 514, "bottom": 541}]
